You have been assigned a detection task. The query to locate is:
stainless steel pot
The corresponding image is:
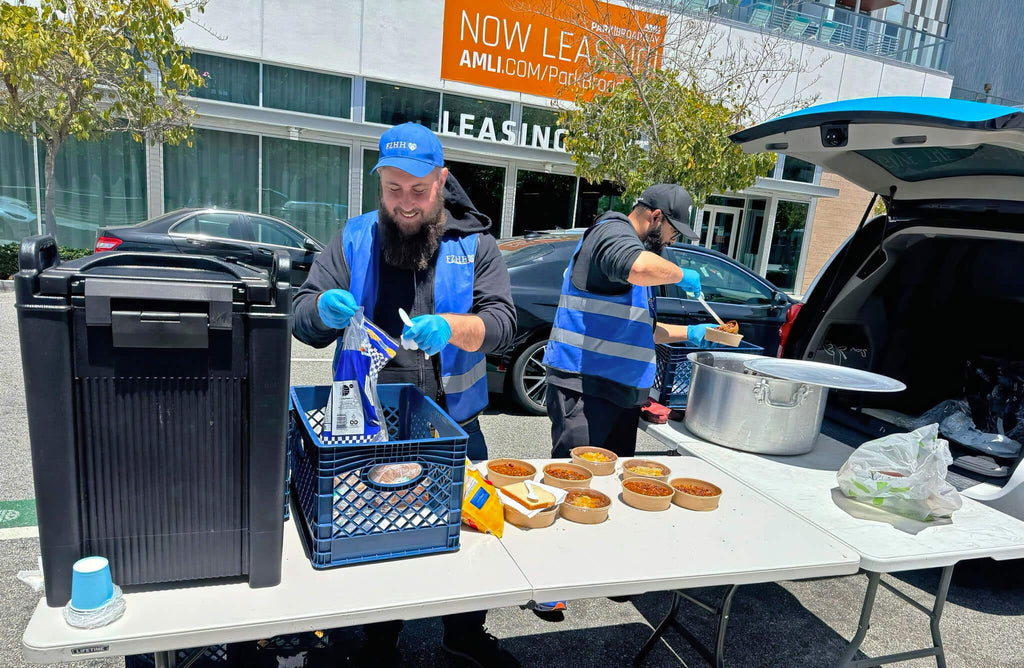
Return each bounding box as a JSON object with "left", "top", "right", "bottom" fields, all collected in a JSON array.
[{"left": 684, "top": 352, "right": 827, "bottom": 455}]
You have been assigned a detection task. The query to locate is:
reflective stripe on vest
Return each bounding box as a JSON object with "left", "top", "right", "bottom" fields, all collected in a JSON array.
[
  {"left": 340, "top": 212, "right": 488, "bottom": 422},
  {"left": 542, "top": 225, "right": 657, "bottom": 392}
]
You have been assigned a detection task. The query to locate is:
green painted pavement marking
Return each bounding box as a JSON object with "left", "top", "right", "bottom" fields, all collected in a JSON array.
[{"left": 0, "top": 499, "right": 37, "bottom": 528}]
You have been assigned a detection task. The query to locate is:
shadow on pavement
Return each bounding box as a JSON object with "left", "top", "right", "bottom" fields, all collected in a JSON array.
[{"left": 889, "top": 557, "right": 1024, "bottom": 616}]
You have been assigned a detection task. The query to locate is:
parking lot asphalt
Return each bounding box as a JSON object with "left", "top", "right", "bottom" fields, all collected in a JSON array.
[{"left": 2, "top": 290, "right": 1024, "bottom": 667}]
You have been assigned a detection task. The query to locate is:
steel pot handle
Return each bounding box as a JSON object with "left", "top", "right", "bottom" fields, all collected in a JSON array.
[{"left": 753, "top": 378, "right": 810, "bottom": 409}]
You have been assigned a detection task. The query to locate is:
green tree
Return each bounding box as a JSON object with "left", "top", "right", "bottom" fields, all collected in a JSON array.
[
  {"left": 510, "top": 0, "right": 824, "bottom": 204},
  {"left": 0, "top": 0, "right": 205, "bottom": 241}
]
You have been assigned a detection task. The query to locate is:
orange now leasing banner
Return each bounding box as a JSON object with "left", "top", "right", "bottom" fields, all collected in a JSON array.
[{"left": 441, "top": 0, "right": 666, "bottom": 101}]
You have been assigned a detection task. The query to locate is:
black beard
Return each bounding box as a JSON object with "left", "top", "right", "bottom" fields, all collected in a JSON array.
[
  {"left": 379, "top": 203, "right": 446, "bottom": 271},
  {"left": 642, "top": 224, "right": 665, "bottom": 254}
]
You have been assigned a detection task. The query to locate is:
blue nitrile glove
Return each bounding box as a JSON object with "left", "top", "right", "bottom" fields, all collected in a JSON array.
[
  {"left": 677, "top": 268, "right": 702, "bottom": 295},
  {"left": 317, "top": 289, "right": 358, "bottom": 329},
  {"left": 686, "top": 323, "right": 716, "bottom": 346},
  {"left": 402, "top": 314, "right": 452, "bottom": 356}
]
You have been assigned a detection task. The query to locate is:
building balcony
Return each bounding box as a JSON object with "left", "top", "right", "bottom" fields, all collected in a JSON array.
[{"left": 669, "top": 0, "right": 950, "bottom": 72}]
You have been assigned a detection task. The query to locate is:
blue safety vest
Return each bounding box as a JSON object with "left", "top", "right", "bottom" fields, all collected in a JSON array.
[
  {"left": 340, "top": 212, "right": 488, "bottom": 422},
  {"left": 542, "top": 225, "right": 657, "bottom": 397}
]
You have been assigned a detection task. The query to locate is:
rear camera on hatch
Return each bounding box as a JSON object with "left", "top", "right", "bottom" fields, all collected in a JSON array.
[{"left": 821, "top": 123, "right": 849, "bottom": 148}]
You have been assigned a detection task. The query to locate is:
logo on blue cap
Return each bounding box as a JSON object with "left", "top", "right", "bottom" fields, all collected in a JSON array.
[{"left": 373, "top": 123, "right": 444, "bottom": 178}]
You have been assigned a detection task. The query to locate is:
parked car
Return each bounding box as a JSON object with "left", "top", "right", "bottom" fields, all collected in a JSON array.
[
  {"left": 489, "top": 229, "right": 796, "bottom": 414},
  {"left": 732, "top": 96, "right": 1024, "bottom": 519},
  {"left": 95, "top": 208, "right": 324, "bottom": 286},
  {"left": 0, "top": 196, "right": 36, "bottom": 243}
]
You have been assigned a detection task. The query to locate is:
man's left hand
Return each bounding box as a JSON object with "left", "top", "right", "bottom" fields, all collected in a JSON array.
[{"left": 403, "top": 314, "right": 452, "bottom": 356}]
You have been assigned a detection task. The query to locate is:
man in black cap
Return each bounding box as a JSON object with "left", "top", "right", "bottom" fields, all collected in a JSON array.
[{"left": 542, "top": 183, "right": 715, "bottom": 459}]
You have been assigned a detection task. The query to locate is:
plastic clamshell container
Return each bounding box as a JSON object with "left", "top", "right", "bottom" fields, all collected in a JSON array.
[
  {"left": 622, "top": 478, "right": 674, "bottom": 511},
  {"left": 541, "top": 462, "right": 594, "bottom": 489},
  {"left": 670, "top": 478, "right": 723, "bottom": 511},
  {"left": 621, "top": 459, "right": 671, "bottom": 482},
  {"left": 486, "top": 458, "right": 537, "bottom": 488},
  {"left": 570, "top": 447, "right": 618, "bottom": 476},
  {"left": 559, "top": 487, "right": 612, "bottom": 524}
]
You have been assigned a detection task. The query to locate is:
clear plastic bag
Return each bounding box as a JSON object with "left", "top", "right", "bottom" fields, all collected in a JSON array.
[
  {"left": 63, "top": 585, "right": 126, "bottom": 628},
  {"left": 837, "top": 423, "right": 963, "bottom": 521}
]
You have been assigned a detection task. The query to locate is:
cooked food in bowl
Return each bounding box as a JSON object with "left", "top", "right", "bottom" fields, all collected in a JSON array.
[
  {"left": 624, "top": 479, "right": 673, "bottom": 497},
  {"left": 627, "top": 464, "right": 666, "bottom": 477},
  {"left": 489, "top": 462, "right": 533, "bottom": 477},
  {"left": 672, "top": 481, "right": 718, "bottom": 497},
  {"left": 578, "top": 451, "right": 613, "bottom": 463},
  {"left": 565, "top": 491, "right": 610, "bottom": 509},
  {"left": 715, "top": 320, "right": 739, "bottom": 334},
  {"left": 546, "top": 466, "right": 589, "bottom": 481}
]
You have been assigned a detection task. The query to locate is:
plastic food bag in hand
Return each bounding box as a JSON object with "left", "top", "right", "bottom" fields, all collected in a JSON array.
[
  {"left": 461, "top": 460, "right": 504, "bottom": 538},
  {"left": 322, "top": 308, "right": 397, "bottom": 442},
  {"left": 837, "top": 424, "right": 963, "bottom": 521}
]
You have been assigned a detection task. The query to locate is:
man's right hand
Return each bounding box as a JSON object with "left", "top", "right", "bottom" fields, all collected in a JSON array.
[
  {"left": 317, "top": 289, "right": 358, "bottom": 329},
  {"left": 676, "top": 268, "right": 702, "bottom": 295}
]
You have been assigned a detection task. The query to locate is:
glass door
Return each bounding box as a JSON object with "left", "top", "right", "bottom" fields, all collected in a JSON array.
[{"left": 698, "top": 206, "right": 743, "bottom": 256}]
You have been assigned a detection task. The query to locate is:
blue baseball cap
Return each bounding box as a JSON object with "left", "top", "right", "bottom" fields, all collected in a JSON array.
[{"left": 372, "top": 123, "right": 444, "bottom": 178}]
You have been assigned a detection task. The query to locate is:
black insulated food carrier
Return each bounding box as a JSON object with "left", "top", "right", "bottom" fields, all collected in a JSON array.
[{"left": 15, "top": 236, "right": 293, "bottom": 607}]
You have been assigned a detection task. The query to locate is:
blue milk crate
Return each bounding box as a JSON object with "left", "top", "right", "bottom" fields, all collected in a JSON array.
[
  {"left": 652, "top": 340, "right": 765, "bottom": 409},
  {"left": 289, "top": 384, "right": 467, "bottom": 568}
]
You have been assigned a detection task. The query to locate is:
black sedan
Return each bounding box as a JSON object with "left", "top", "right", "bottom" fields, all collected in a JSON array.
[
  {"left": 95, "top": 208, "right": 324, "bottom": 285},
  {"left": 488, "top": 230, "right": 797, "bottom": 414}
]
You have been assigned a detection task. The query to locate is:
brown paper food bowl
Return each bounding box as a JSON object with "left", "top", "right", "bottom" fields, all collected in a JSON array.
[
  {"left": 621, "top": 478, "right": 674, "bottom": 511},
  {"left": 670, "top": 478, "right": 723, "bottom": 511},
  {"left": 542, "top": 462, "right": 594, "bottom": 489},
  {"left": 570, "top": 446, "right": 618, "bottom": 476},
  {"left": 704, "top": 327, "right": 743, "bottom": 347},
  {"left": 559, "top": 487, "right": 612, "bottom": 524},
  {"left": 621, "top": 459, "right": 671, "bottom": 482},
  {"left": 504, "top": 503, "right": 558, "bottom": 529},
  {"left": 486, "top": 458, "right": 537, "bottom": 488}
]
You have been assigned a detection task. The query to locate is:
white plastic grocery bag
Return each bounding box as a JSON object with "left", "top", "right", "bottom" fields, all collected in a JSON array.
[{"left": 837, "top": 424, "right": 962, "bottom": 521}]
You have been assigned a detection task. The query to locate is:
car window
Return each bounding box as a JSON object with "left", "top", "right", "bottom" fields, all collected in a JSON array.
[
  {"left": 173, "top": 213, "right": 247, "bottom": 240},
  {"left": 250, "top": 216, "right": 306, "bottom": 249},
  {"left": 663, "top": 248, "right": 773, "bottom": 305}
]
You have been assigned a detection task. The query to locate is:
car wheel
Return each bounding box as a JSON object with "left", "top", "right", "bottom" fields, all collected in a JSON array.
[{"left": 510, "top": 339, "right": 549, "bottom": 415}]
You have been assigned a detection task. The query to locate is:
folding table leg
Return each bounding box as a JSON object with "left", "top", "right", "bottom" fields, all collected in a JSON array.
[
  {"left": 835, "top": 566, "right": 954, "bottom": 668},
  {"left": 153, "top": 651, "right": 176, "bottom": 668},
  {"left": 634, "top": 585, "right": 739, "bottom": 668}
]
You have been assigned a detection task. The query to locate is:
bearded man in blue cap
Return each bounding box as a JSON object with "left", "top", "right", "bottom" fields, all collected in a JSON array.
[{"left": 292, "top": 122, "right": 518, "bottom": 667}]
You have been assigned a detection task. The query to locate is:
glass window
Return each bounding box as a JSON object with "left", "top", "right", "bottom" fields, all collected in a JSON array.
[
  {"left": 174, "top": 212, "right": 248, "bottom": 239},
  {"left": 706, "top": 196, "right": 746, "bottom": 208},
  {"left": 781, "top": 155, "right": 817, "bottom": 183},
  {"left": 521, "top": 106, "right": 565, "bottom": 150},
  {"left": 445, "top": 159, "right": 505, "bottom": 235},
  {"left": 250, "top": 215, "right": 305, "bottom": 248},
  {"left": 737, "top": 198, "right": 768, "bottom": 272},
  {"left": 0, "top": 132, "right": 39, "bottom": 243},
  {"left": 187, "top": 53, "right": 259, "bottom": 105},
  {"left": 663, "top": 248, "right": 772, "bottom": 305},
  {"left": 262, "top": 137, "right": 349, "bottom": 244},
  {"left": 512, "top": 170, "right": 577, "bottom": 236},
  {"left": 441, "top": 94, "right": 511, "bottom": 138},
  {"left": 857, "top": 144, "right": 1024, "bottom": 182},
  {"left": 362, "top": 149, "right": 380, "bottom": 215},
  {"left": 766, "top": 201, "right": 810, "bottom": 292},
  {"left": 262, "top": 65, "right": 351, "bottom": 118},
  {"left": 364, "top": 81, "right": 439, "bottom": 130},
  {"left": 164, "top": 129, "right": 259, "bottom": 211},
  {"left": 574, "top": 179, "right": 628, "bottom": 228},
  {"left": 39, "top": 133, "right": 147, "bottom": 250}
]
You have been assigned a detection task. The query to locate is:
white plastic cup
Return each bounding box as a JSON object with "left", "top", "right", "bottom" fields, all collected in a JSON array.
[{"left": 70, "top": 556, "right": 115, "bottom": 611}]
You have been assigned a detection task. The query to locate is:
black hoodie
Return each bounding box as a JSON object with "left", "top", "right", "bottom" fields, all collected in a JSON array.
[{"left": 291, "top": 173, "right": 516, "bottom": 409}]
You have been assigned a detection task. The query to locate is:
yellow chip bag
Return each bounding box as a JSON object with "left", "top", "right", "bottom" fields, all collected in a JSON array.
[{"left": 461, "top": 459, "right": 504, "bottom": 538}]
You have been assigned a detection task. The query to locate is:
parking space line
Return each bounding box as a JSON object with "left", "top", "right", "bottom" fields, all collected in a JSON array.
[
  {"left": 0, "top": 526, "right": 38, "bottom": 540},
  {"left": 291, "top": 358, "right": 334, "bottom": 362}
]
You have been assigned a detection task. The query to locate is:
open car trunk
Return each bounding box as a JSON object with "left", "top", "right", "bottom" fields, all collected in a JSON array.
[{"left": 806, "top": 219, "right": 1024, "bottom": 487}]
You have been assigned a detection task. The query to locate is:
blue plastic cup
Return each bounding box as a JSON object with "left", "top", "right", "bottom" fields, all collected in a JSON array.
[{"left": 70, "top": 556, "right": 114, "bottom": 610}]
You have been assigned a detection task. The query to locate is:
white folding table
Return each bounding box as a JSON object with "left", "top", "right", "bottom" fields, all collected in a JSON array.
[
  {"left": 499, "top": 456, "right": 859, "bottom": 666},
  {"left": 643, "top": 421, "right": 1024, "bottom": 668},
  {"left": 22, "top": 525, "right": 533, "bottom": 666}
]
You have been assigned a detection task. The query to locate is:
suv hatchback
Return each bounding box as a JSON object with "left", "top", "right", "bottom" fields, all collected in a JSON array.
[{"left": 733, "top": 97, "right": 1024, "bottom": 519}]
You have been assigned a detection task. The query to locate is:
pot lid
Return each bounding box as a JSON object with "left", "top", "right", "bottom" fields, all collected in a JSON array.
[{"left": 742, "top": 359, "right": 906, "bottom": 392}]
